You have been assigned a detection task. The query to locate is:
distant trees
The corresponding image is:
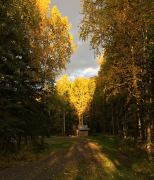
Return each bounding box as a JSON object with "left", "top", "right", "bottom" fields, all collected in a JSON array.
[
  {"left": 55, "top": 76, "right": 96, "bottom": 131},
  {"left": 0, "top": 0, "right": 153, "bottom": 153},
  {"left": 69, "top": 77, "right": 96, "bottom": 126},
  {"left": 55, "top": 75, "right": 76, "bottom": 135},
  {"left": 0, "top": 0, "right": 74, "bottom": 151},
  {"left": 80, "top": 0, "right": 153, "bottom": 142}
]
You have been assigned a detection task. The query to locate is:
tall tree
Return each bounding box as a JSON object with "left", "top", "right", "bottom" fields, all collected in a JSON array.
[
  {"left": 69, "top": 77, "right": 96, "bottom": 126},
  {"left": 80, "top": 0, "right": 153, "bottom": 142},
  {"left": 0, "top": 0, "right": 75, "bottom": 150}
]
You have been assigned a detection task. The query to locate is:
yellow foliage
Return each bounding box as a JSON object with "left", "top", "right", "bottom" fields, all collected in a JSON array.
[
  {"left": 97, "top": 54, "right": 106, "bottom": 66},
  {"left": 56, "top": 76, "right": 96, "bottom": 124},
  {"left": 31, "top": 2, "right": 75, "bottom": 80},
  {"left": 36, "top": 0, "right": 50, "bottom": 18}
]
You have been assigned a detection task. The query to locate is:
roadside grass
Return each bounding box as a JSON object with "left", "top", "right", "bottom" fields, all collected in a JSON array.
[
  {"left": 0, "top": 135, "right": 153, "bottom": 180},
  {"left": 0, "top": 136, "right": 77, "bottom": 169},
  {"left": 89, "top": 135, "right": 154, "bottom": 180}
]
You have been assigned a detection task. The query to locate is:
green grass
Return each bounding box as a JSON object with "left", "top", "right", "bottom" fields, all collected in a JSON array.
[
  {"left": 43, "top": 136, "right": 77, "bottom": 152},
  {"left": 0, "top": 135, "right": 153, "bottom": 180},
  {"left": 0, "top": 136, "right": 77, "bottom": 169},
  {"left": 89, "top": 135, "right": 154, "bottom": 180}
]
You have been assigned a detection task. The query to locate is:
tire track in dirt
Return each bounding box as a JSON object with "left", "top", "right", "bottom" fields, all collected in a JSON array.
[{"left": 0, "top": 138, "right": 108, "bottom": 180}]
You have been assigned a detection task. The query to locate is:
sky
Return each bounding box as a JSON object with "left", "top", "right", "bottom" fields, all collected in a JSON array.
[{"left": 51, "top": 0, "right": 99, "bottom": 80}]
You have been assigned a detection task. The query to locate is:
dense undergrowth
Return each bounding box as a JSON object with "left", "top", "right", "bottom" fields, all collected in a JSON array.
[
  {"left": 0, "top": 137, "right": 76, "bottom": 169},
  {"left": 90, "top": 135, "right": 154, "bottom": 179},
  {"left": 0, "top": 135, "right": 153, "bottom": 180}
]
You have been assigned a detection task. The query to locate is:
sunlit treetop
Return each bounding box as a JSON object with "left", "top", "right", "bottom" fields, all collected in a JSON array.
[
  {"left": 36, "top": 0, "right": 50, "bottom": 18},
  {"left": 50, "top": 6, "right": 71, "bottom": 36},
  {"left": 97, "top": 54, "right": 106, "bottom": 66},
  {"left": 56, "top": 75, "right": 96, "bottom": 125}
]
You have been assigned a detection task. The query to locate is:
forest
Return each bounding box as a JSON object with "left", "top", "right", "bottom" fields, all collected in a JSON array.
[
  {"left": 0, "top": 0, "right": 75, "bottom": 150},
  {"left": 0, "top": 0, "right": 153, "bottom": 179}
]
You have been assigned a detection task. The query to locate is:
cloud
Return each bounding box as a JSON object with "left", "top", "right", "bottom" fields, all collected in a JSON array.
[
  {"left": 52, "top": 0, "right": 99, "bottom": 81},
  {"left": 65, "top": 43, "right": 98, "bottom": 74},
  {"left": 69, "top": 67, "right": 99, "bottom": 81},
  {"left": 80, "top": 67, "right": 99, "bottom": 76},
  {"left": 77, "top": 41, "right": 82, "bottom": 46}
]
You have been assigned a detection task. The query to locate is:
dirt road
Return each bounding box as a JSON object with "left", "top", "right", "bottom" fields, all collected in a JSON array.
[{"left": 0, "top": 138, "right": 115, "bottom": 180}]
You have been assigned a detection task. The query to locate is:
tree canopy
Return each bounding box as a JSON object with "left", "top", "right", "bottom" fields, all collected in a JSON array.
[
  {"left": 80, "top": 0, "right": 153, "bottom": 142},
  {"left": 0, "top": 0, "right": 75, "bottom": 150},
  {"left": 0, "top": 0, "right": 153, "bottom": 153}
]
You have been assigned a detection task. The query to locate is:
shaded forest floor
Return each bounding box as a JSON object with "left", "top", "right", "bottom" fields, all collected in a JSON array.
[{"left": 0, "top": 136, "right": 153, "bottom": 180}]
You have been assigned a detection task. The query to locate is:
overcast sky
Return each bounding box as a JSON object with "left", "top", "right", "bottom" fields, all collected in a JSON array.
[{"left": 51, "top": 0, "right": 99, "bottom": 80}]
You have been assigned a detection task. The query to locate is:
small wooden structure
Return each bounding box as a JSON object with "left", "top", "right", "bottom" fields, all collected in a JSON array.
[{"left": 78, "top": 125, "right": 89, "bottom": 136}]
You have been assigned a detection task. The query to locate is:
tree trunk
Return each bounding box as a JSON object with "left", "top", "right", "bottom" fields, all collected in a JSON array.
[
  {"left": 17, "top": 135, "right": 21, "bottom": 150},
  {"left": 112, "top": 105, "right": 115, "bottom": 135},
  {"left": 123, "top": 110, "right": 127, "bottom": 139},
  {"left": 41, "top": 135, "right": 44, "bottom": 144},
  {"left": 63, "top": 111, "right": 66, "bottom": 136},
  {"left": 147, "top": 122, "right": 152, "bottom": 143},
  {"left": 25, "top": 136, "right": 28, "bottom": 145}
]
